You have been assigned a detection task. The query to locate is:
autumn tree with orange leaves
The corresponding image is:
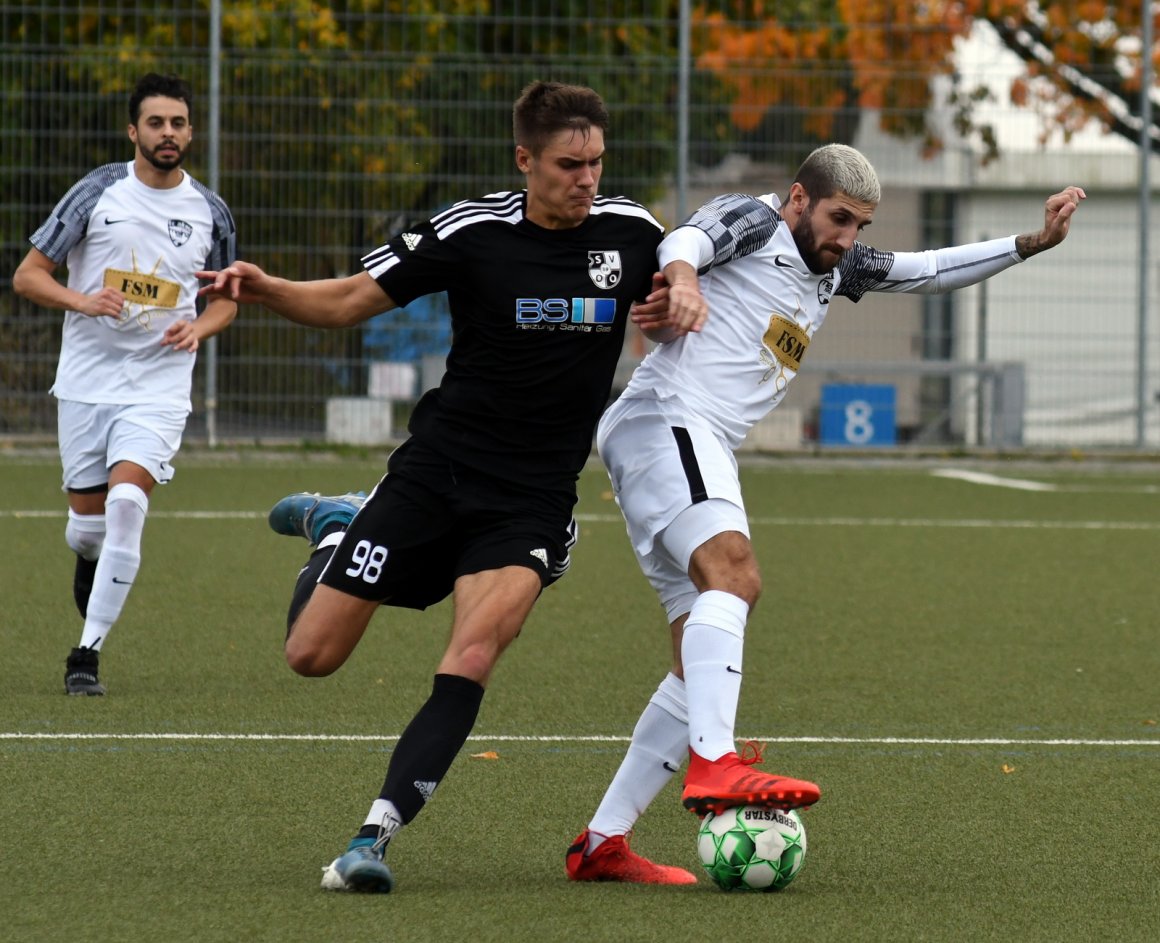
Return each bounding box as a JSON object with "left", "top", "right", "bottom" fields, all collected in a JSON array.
[{"left": 695, "top": 0, "right": 1160, "bottom": 163}]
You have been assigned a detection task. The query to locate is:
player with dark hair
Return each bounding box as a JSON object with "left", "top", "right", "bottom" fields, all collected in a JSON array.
[
  {"left": 128, "top": 72, "right": 193, "bottom": 128},
  {"left": 13, "top": 72, "right": 237, "bottom": 695},
  {"left": 565, "top": 143, "right": 1084, "bottom": 881},
  {"left": 199, "top": 80, "right": 675, "bottom": 891}
]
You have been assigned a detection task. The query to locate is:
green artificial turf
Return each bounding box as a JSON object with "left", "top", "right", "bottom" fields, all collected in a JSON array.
[{"left": 2, "top": 455, "right": 1157, "bottom": 942}]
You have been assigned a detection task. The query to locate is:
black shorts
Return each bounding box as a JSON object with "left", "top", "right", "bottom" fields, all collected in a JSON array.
[{"left": 318, "top": 440, "right": 579, "bottom": 610}]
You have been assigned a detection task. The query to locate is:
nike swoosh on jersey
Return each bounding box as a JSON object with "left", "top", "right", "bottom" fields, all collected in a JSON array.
[
  {"left": 774, "top": 255, "right": 798, "bottom": 269},
  {"left": 104, "top": 217, "right": 129, "bottom": 225}
]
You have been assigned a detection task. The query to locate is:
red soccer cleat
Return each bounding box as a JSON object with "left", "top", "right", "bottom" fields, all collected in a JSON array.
[
  {"left": 681, "top": 742, "right": 820, "bottom": 816},
  {"left": 565, "top": 830, "right": 698, "bottom": 885}
]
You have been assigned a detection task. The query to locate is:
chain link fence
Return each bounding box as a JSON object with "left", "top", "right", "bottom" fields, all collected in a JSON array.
[{"left": 2, "top": 3, "right": 1156, "bottom": 449}]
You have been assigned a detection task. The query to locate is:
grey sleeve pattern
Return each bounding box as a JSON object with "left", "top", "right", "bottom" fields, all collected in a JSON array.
[
  {"left": 29, "top": 163, "right": 129, "bottom": 262},
  {"left": 190, "top": 178, "right": 238, "bottom": 270},
  {"left": 684, "top": 193, "right": 780, "bottom": 275},
  {"left": 835, "top": 242, "right": 896, "bottom": 302}
]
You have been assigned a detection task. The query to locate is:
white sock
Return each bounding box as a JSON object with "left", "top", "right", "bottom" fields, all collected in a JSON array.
[
  {"left": 682, "top": 590, "right": 749, "bottom": 762},
  {"left": 80, "top": 483, "right": 148, "bottom": 651},
  {"left": 65, "top": 510, "right": 105, "bottom": 560},
  {"left": 317, "top": 531, "right": 344, "bottom": 552},
  {"left": 363, "top": 799, "right": 404, "bottom": 847},
  {"left": 587, "top": 673, "right": 688, "bottom": 850}
]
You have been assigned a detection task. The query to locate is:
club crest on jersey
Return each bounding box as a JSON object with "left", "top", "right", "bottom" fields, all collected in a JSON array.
[
  {"left": 818, "top": 273, "right": 834, "bottom": 305},
  {"left": 168, "top": 219, "right": 193, "bottom": 247},
  {"left": 588, "top": 250, "right": 622, "bottom": 290}
]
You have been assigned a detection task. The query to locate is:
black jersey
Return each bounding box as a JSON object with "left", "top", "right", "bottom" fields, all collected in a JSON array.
[{"left": 362, "top": 190, "right": 664, "bottom": 491}]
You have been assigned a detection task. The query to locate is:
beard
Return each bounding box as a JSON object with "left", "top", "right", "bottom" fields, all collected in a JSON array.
[
  {"left": 791, "top": 205, "right": 843, "bottom": 275},
  {"left": 141, "top": 141, "right": 188, "bottom": 171}
]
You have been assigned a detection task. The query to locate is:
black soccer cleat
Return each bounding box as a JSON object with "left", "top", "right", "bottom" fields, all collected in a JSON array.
[{"left": 64, "top": 646, "right": 106, "bottom": 696}]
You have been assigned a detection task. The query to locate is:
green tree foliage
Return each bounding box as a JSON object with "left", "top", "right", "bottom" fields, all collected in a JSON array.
[
  {"left": 1, "top": 2, "right": 733, "bottom": 432},
  {"left": 4, "top": 2, "right": 1152, "bottom": 434}
]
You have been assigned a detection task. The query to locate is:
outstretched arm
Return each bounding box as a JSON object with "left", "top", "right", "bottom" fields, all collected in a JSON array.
[
  {"left": 845, "top": 185, "right": 1087, "bottom": 300},
  {"left": 197, "top": 262, "right": 395, "bottom": 328},
  {"left": 1015, "top": 186, "right": 1086, "bottom": 259}
]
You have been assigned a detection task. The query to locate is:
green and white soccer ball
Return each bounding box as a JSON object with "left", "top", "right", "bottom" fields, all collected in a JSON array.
[{"left": 697, "top": 805, "right": 807, "bottom": 891}]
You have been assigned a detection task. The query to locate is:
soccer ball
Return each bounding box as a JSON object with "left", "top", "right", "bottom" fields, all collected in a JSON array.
[{"left": 697, "top": 805, "right": 807, "bottom": 891}]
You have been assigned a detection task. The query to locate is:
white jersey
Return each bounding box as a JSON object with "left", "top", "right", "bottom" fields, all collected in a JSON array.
[
  {"left": 619, "top": 193, "right": 1023, "bottom": 450},
  {"left": 30, "top": 161, "right": 236, "bottom": 409}
]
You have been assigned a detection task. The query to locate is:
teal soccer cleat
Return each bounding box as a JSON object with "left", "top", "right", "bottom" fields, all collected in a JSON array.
[
  {"left": 267, "top": 491, "right": 366, "bottom": 545},
  {"left": 319, "top": 836, "right": 395, "bottom": 893}
]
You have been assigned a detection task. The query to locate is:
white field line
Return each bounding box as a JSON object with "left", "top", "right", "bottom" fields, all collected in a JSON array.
[
  {"left": 0, "top": 509, "right": 264, "bottom": 519},
  {"left": 930, "top": 468, "right": 1160, "bottom": 494},
  {"left": 931, "top": 469, "right": 1059, "bottom": 491},
  {"left": 742, "top": 516, "right": 1160, "bottom": 530},
  {"left": 3, "top": 509, "right": 1160, "bottom": 530},
  {"left": 1, "top": 732, "right": 1157, "bottom": 747}
]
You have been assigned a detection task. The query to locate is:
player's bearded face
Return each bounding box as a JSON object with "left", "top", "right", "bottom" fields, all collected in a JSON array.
[
  {"left": 140, "top": 136, "right": 190, "bottom": 170},
  {"left": 519, "top": 126, "right": 604, "bottom": 230},
  {"left": 130, "top": 95, "right": 193, "bottom": 173},
  {"left": 791, "top": 193, "right": 875, "bottom": 275},
  {"left": 791, "top": 204, "right": 832, "bottom": 274}
]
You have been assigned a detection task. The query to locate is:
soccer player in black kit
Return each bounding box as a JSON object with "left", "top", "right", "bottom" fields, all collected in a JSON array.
[{"left": 198, "top": 81, "right": 682, "bottom": 891}]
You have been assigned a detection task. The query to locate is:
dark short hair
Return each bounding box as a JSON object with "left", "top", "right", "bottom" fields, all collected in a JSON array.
[
  {"left": 129, "top": 73, "right": 193, "bottom": 124},
  {"left": 512, "top": 81, "right": 608, "bottom": 155}
]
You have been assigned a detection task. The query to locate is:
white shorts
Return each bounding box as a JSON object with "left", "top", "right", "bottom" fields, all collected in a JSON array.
[
  {"left": 57, "top": 399, "right": 188, "bottom": 492},
  {"left": 597, "top": 395, "right": 749, "bottom": 621}
]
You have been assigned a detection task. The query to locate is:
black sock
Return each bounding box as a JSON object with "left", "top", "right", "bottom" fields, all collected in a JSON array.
[
  {"left": 286, "top": 545, "right": 334, "bottom": 638},
  {"left": 73, "top": 554, "right": 98, "bottom": 619},
  {"left": 378, "top": 673, "right": 485, "bottom": 824}
]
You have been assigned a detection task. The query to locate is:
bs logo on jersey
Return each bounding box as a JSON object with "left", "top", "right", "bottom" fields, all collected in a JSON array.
[{"left": 515, "top": 297, "right": 616, "bottom": 331}]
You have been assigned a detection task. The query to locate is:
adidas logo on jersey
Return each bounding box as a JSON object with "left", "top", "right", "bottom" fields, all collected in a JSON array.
[
  {"left": 413, "top": 780, "right": 437, "bottom": 801},
  {"left": 402, "top": 232, "right": 423, "bottom": 251},
  {"left": 530, "top": 548, "right": 548, "bottom": 568}
]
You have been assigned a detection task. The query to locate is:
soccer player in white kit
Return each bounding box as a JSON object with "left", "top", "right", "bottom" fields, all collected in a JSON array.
[
  {"left": 565, "top": 144, "right": 1084, "bottom": 882},
  {"left": 12, "top": 73, "right": 238, "bottom": 695}
]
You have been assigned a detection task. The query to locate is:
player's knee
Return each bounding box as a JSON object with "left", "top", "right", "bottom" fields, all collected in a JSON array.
[
  {"left": 695, "top": 552, "right": 761, "bottom": 608},
  {"left": 65, "top": 511, "right": 106, "bottom": 560},
  {"left": 104, "top": 482, "right": 149, "bottom": 547},
  {"left": 284, "top": 634, "right": 341, "bottom": 677},
  {"left": 106, "top": 481, "right": 149, "bottom": 515},
  {"left": 739, "top": 567, "right": 762, "bottom": 608},
  {"left": 719, "top": 543, "right": 761, "bottom": 607},
  {"left": 710, "top": 574, "right": 759, "bottom": 610}
]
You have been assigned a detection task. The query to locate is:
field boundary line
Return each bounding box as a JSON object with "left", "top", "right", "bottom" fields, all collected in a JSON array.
[
  {"left": 931, "top": 469, "right": 1057, "bottom": 491},
  {"left": 743, "top": 516, "right": 1160, "bottom": 530},
  {"left": 4, "top": 509, "right": 1160, "bottom": 530},
  {"left": 931, "top": 468, "right": 1160, "bottom": 494},
  {"left": 2, "top": 732, "right": 1157, "bottom": 747}
]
